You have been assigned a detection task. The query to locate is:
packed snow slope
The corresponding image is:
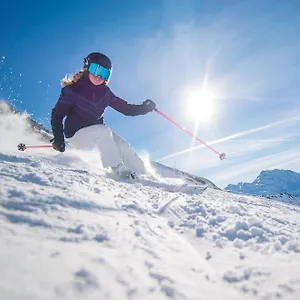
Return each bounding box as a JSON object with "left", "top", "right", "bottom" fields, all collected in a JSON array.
[
  {"left": 1, "top": 101, "right": 300, "bottom": 300},
  {"left": 226, "top": 169, "right": 300, "bottom": 197}
]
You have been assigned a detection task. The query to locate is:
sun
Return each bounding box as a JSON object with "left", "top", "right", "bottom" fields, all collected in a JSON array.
[{"left": 185, "top": 88, "right": 216, "bottom": 122}]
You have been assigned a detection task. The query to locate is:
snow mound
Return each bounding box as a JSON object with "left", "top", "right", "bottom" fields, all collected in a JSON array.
[
  {"left": 0, "top": 152, "right": 240, "bottom": 300},
  {"left": 1, "top": 152, "right": 300, "bottom": 299}
]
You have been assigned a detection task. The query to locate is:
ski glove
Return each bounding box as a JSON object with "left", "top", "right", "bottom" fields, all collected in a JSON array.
[
  {"left": 50, "top": 137, "right": 65, "bottom": 152},
  {"left": 142, "top": 99, "right": 156, "bottom": 113}
]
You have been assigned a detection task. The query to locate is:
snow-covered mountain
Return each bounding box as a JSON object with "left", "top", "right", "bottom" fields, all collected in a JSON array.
[
  {"left": 265, "top": 192, "right": 300, "bottom": 206},
  {"left": 1, "top": 100, "right": 300, "bottom": 300},
  {"left": 225, "top": 169, "right": 300, "bottom": 199}
]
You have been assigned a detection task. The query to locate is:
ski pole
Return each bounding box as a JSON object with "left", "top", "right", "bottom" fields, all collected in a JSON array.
[
  {"left": 17, "top": 143, "right": 53, "bottom": 151},
  {"left": 154, "top": 109, "right": 226, "bottom": 160}
]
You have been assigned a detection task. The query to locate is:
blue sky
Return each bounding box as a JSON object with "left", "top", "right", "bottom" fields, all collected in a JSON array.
[{"left": 1, "top": 0, "right": 300, "bottom": 188}]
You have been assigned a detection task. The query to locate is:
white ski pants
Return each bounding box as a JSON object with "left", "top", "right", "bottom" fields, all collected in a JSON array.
[{"left": 67, "top": 125, "right": 146, "bottom": 174}]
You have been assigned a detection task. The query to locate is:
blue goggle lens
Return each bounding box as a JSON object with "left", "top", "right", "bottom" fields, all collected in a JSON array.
[{"left": 88, "top": 63, "right": 111, "bottom": 81}]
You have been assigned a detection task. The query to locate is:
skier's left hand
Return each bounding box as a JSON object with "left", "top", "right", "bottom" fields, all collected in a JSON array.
[
  {"left": 142, "top": 99, "right": 156, "bottom": 113},
  {"left": 50, "top": 137, "right": 65, "bottom": 152}
]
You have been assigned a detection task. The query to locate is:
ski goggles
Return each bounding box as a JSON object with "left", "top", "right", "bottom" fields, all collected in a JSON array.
[{"left": 88, "top": 63, "right": 112, "bottom": 81}]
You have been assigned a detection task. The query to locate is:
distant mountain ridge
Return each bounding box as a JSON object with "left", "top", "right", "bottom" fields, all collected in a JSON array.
[{"left": 225, "top": 169, "right": 300, "bottom": 198}]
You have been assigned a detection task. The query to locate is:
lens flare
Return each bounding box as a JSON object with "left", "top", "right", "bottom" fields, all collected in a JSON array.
[{"left": 186, "top": 88, "right": 216, "bottom": 122}]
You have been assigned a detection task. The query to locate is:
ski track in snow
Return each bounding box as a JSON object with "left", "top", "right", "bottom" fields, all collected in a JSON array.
[{"left": 1, "top": 149, "right": 300, "bottom": 300}]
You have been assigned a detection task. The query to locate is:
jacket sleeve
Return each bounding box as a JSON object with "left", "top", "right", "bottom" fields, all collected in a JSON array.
[
  {"left": 108, "top": 89, "right": 147, "bottom": 116},
  {"left": 51, "top": 86, "right": 74, "bottom": 139}
]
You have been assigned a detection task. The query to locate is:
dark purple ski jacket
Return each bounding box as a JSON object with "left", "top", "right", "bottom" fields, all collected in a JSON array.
[{"left": 51, "top": 73, "right": 148, "bottom": 139}]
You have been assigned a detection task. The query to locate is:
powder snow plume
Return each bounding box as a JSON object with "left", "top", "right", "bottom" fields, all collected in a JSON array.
[
  {"left": 0, "top": 100, "right": 43, "bottom": 153},
  {"left": 1, "top": 99, "right": 300, "bottom": 300}
]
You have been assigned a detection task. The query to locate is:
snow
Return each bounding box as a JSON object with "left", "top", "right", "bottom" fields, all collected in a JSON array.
[
  {"left": 226, "top": 169, "right": 300, "bottom": 197},
  {"left": 1, "top": 101, "right": 300, "bottom": 299}
]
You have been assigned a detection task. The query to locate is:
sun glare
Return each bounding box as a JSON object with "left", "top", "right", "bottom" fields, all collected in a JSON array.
[{"left": 186, "top": 88, "right": 216, "bottom": 122}]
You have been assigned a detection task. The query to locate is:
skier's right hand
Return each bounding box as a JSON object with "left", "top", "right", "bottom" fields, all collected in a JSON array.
[{"left": 50, "top": 137, "right": 65, "bottom": 152}]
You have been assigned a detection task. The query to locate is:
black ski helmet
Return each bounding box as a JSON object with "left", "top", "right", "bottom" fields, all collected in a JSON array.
[{"left": 83, "top": 52, "right": 112, "bottom": 70}]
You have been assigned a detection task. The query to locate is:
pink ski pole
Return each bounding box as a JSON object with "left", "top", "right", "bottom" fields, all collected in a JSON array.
[
  {"left": 17, "top": 143, "right": 53, "bottom": 151},
  {"left": 154, "top": 109, "right": 226, "bottom": 160}
]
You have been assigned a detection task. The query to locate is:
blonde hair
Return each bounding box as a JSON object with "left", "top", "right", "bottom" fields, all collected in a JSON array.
[{"left": 61, "top": 68, "right": 86, "bottom": 87}]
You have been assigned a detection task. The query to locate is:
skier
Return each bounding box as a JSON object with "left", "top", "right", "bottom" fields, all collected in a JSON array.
[{"left": 50, "top": 52, "right": 156, "bottom": 178}]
